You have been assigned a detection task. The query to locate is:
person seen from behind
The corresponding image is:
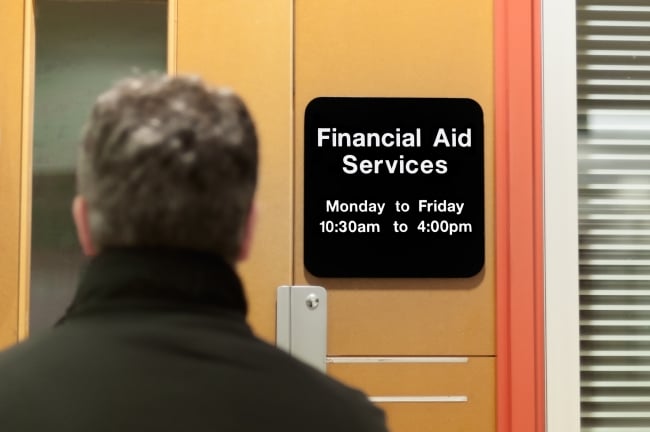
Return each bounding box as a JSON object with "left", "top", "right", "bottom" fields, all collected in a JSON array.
[{"left": 0, "top": 74, "right": 389, "bottom": 432}]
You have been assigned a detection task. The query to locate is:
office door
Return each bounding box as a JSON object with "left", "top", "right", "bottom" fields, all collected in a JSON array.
[{"left": 174, "top": 2, "right": 495, "bottom": 431}]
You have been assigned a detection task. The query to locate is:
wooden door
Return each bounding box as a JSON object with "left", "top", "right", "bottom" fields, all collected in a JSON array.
[
  {"left": 174, "top": 1, "right": 495, "bottom": 430},
  {"left": 173, "top": 0, "right": 294, "bottom": 344},
  {"left": 294, "top": 2, "right": 495, "bottom": 430}
]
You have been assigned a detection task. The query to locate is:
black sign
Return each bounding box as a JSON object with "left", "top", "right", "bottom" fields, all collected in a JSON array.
[{"left": 304, "top": 97, "right": 484, "bottom": 278}]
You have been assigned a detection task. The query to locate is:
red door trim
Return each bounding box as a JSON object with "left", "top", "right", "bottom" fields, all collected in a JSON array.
[{"left": 495, "top": 0, "right": 544, "bottom": 431}]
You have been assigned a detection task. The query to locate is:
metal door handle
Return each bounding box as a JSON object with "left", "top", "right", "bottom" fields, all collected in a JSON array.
[{"left": 276, "top": 285, "right": 327, "bottom": 372}]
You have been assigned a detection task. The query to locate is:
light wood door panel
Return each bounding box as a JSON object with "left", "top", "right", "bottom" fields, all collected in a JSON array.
[
  {"left": 174, "top": 0, "right": 494, "bottom": 355},
  {"left": 175, "top": 0, "right": 293, "bottom": 343},
  {"left": 376, "top": 402, "right": 494, "bottom": 432},
  {"left": 329, "top": 358, "right": 495, "bottom": 431},
  {"left": 294, "top": 0, "right": 495, "bottom": 356},
  {"left": 174, "top": 2, "right": 496, "bottom": 431}
]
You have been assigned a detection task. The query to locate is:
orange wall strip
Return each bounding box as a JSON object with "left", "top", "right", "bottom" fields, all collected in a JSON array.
[{"left": 495, "top": 0, "right": 544, "bottom": 431}]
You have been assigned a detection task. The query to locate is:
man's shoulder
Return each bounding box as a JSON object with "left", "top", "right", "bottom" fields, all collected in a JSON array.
[
  {"left": 0, "top": 316, "right": 389, "bottom": 432},
  {"left": 0, "top": 329, "right": 57, "bottom": 368},
  {"left": 0, "top": 329, "right": 69, "bottom": 411},
  {"left": 0, "top": 326, "right": 83, "bottom": 382}
]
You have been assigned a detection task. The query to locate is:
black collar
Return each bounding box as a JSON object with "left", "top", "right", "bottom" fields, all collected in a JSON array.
[{"left": 59, "top": 247, "right": 248, "bottom": 323}]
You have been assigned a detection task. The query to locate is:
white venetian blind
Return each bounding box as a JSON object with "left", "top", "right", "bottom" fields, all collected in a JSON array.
[{"left": 578, "top": 1, "right": 650, "bottom": 430}]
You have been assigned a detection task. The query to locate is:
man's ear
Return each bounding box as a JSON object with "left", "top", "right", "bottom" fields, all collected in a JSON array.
[
  {"left": 237, "top": 201, "right": 257, "bottom": 262},
  {"left": 72, "top": 195, "right": 98, "bottom": 257}
]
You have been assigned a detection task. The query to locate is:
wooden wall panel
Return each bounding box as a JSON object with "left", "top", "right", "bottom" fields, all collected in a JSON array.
[
  {"left": 174, "top": 2, "right": 500, "bottom": 430},
  {"left": 329, "top": 359, "right": 495, "bottom": 432},
  {"left": 294, "top": 0, "right": 495, "bottom": 356},
  {"left": 175, "top": 0, "right": 293, "bottom": 342}
]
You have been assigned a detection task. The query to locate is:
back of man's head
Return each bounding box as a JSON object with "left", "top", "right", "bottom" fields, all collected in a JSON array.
[{"left": 76, "top": 75, "right": 258, "bottom": 262}]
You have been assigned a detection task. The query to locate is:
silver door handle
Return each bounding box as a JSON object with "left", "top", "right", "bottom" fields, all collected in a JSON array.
[{"left": 276, "top": 285, "right": 327, "bottom": 372}]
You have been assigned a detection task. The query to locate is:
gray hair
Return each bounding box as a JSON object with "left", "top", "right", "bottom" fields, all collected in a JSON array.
[{"left": 77, "top": 75, "right": 258, "bottom": 262}]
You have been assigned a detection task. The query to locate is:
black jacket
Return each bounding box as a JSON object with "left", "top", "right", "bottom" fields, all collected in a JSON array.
[{"left": 0, "top": 248, "right": 387, "bottom": 431}]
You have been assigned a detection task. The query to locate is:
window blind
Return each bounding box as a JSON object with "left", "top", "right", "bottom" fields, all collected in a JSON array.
[{"left": 578, "top": 1, "right": 650, "bottom": 430}]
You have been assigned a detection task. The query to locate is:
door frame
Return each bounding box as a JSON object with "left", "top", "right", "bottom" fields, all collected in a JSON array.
[
  {"left": 541, "top": 0, "right": 581, "bottom": 430},
  {"left": 495, "top": 0, "right": 546, "bottom": 431},
  {"left": 0, "top": 0, "right": 34, "bottom": 348}
]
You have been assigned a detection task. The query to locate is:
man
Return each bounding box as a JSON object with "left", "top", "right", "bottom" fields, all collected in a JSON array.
[{"left": 0, "top": 75, "right": 388, "bottom": 431}]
